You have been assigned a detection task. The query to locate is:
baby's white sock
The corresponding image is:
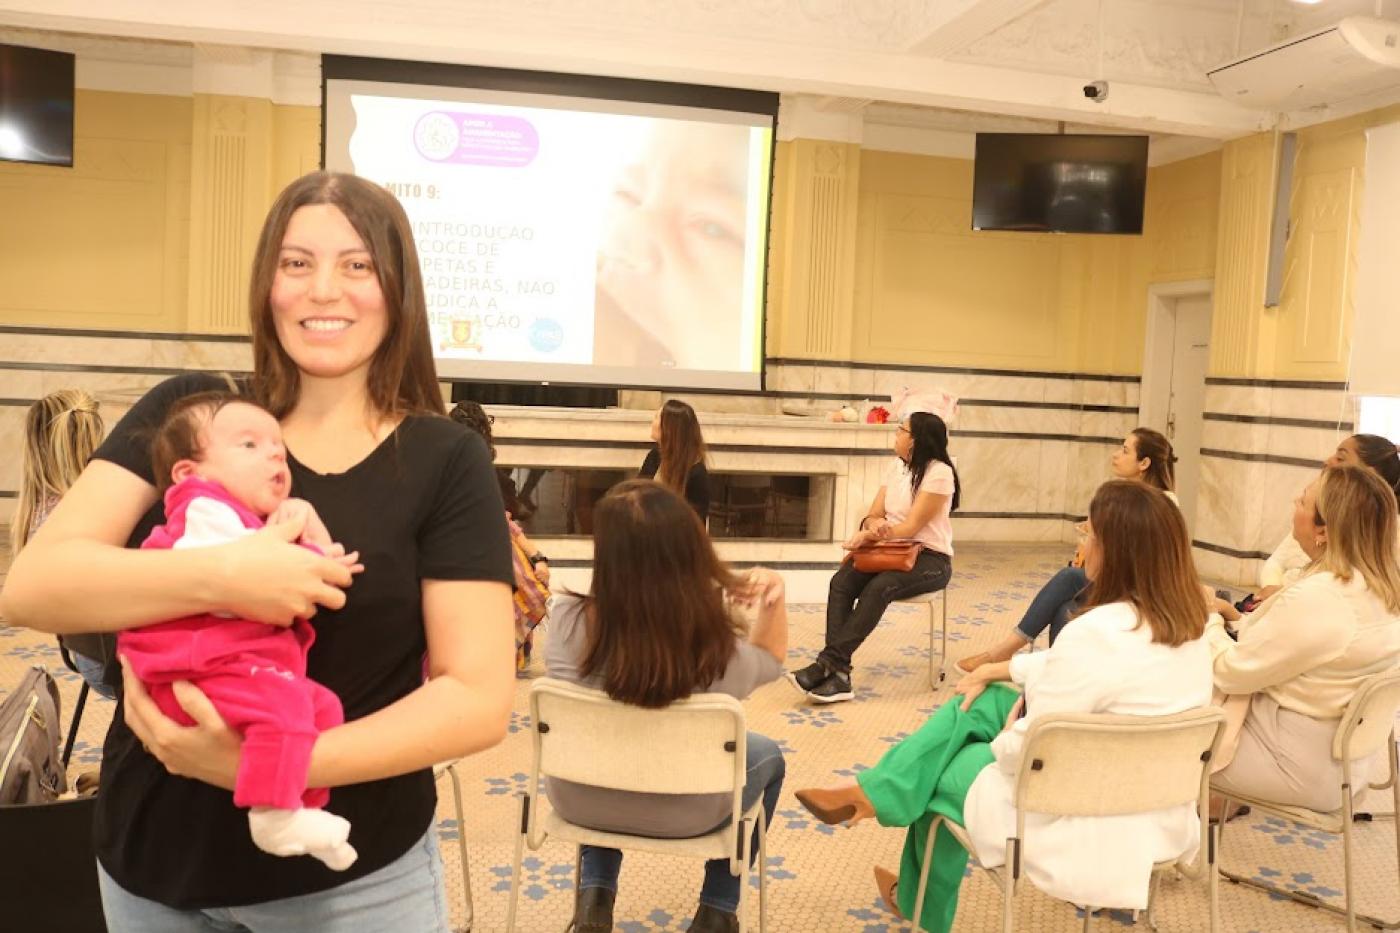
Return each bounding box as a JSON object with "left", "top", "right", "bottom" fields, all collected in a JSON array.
[{"left": 248, "top": 807, "right": 358, "bottom": 871}]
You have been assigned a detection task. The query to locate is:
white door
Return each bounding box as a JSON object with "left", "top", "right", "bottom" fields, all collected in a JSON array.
[{"left": 1165, "top": 295, "right": 1212, "bottom": 532}]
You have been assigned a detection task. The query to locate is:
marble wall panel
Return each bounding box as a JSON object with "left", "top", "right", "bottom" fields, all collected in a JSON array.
[
  {"left": 948, "top": 435, "right": 1041, "bottom": 516},
  {"left": 149, "top": 339, "right": 255, "bottom": 373},
  {"left": 1195, "top": 456, "right": 1268, "bottom": 557},
  {"left": 956, "top": 405, "right": 1077, "bottom": 435},
  {"left": 0, "top": 369, "right": 46, "bottom": 399},
  {"left": 1077, "top": 411, "right": 1138, "bottom": 441},
  {"left": 1203, "top": 384, "right": 1272, "bottom": 417},
  {"left": 0, "top": 333, "right": 154, "bottom": 367},
  {"left": 951, "top": 517, "right": 1064, "bottom": 543},
  {"left": 1268, "top": 387, "right": 1354, "bottom": 425},
  {"left": 1036, "top": 440, "right": 1072, "bottom": 515},
  {"left": 1263, "top": 423, "right": 1345, "bottom": 463},
  {"left": 1201, "top": 419, "right": 1272, "bottom": 455}
]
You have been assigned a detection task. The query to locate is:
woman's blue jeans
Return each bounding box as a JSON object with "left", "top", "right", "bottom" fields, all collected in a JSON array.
[
  {"left": 578, "top": 731, "right": 785, "bottom": 914},
  {"left": 1016, "top": 565, "right": 1089, "bottom": 645}
]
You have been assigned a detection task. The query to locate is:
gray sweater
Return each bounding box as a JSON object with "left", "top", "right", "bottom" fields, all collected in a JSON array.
[{"left": 543, "top": 594, "right": 781, "bottom": 837}]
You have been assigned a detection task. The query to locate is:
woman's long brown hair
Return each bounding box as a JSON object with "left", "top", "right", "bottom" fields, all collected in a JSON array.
[
  {"left": 246, "top": 172, "right": 444, "bottom": 420},
  {"left": 1130, "top": 427, "right": 1177, "bottom": 493},
  {"left": 1078, "top": 480, "right": 1206, "bottom": 646},
  {"left": 656, "top": 400, "right": 706, "bottom": 494},
  {"left": 581, "top": 479, "right": 743, "bottom": 707}
]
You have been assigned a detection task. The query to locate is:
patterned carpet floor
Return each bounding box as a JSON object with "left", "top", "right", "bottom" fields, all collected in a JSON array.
[{"left": 3, "top": 542, "right": 1397, "bottom": 932}]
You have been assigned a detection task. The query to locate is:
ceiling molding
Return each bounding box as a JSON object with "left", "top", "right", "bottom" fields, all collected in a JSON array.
[
  {"left": 0, "top": 1, "right": 1271, "bottom": 138},
  {"left": 905, "top": 0, "right": 1057, "bottom": 58}
]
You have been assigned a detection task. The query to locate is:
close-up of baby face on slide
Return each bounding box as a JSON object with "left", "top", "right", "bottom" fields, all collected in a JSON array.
[{"left": 596, "top": 120, "right": 751, "bottom": 368}]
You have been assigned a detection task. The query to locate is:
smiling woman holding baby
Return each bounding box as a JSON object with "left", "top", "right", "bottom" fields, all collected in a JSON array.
[{"left": 1, "top": 172, "right": 516, "bottom": 932}]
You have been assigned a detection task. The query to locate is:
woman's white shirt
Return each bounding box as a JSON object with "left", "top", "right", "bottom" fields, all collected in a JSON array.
[
  {"left": 881, "top": 458, "right": 955, "bottom": 556},
  {"left": 963, "top": 601, "right": 1213, "bottom": 910},
  {"left": 1205, "top": 570, "right": 1400, "bottom": 719},
  {"left": 1259, "top": 533, "right": 1310, "bottom": 589}
]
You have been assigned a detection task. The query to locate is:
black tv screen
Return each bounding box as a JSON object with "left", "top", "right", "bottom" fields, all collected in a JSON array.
[
  {"left": 0, "top": 43, "right": 75, "bottom": 167},
  {"left": 972, "top": 133, "right": 1148, "bottom": 235}
]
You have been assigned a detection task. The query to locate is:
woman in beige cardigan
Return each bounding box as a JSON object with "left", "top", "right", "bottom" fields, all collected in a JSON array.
[{"left": 1207, "top": 464, "right": 1400, "bottom": 811}]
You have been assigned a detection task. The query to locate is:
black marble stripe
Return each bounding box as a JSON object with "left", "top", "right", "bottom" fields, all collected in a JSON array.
[
  {"left": 0, "top": 324, "right": 249, "bottom": 343},
  {"left": 1205, "top": 376, "right": 1347, "bottom": 390},
  {"left": 768, "top": 357, "right": 1141, "bottom": 383},
  {"left": 1199, "top": 448, "right": 1321, "bottom": 469},
  {"left": 1203, "top": 412, "right": 1353, "bottom": 431},
  {"left": 494, "top": 432, "right": 1126, "bottom": 457},
  {"left": 0, "top": 361, "right": 247, "bottom": 378},
  {"left": 1192, "top": 539, "right": 1273, "bottom": 561}
]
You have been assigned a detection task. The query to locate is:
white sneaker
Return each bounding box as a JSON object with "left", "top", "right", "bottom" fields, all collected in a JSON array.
[{"left": 248, "top": 807, "right": 359, "bottom": 871}]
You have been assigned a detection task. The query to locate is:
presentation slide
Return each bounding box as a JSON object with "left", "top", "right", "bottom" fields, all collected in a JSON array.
[{"left": 325, "top": 77, "right": 774, "bottom": 391}]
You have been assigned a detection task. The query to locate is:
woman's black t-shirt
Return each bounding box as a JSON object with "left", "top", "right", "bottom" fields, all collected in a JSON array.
[
  {"left": 639, "top": 447, "right": 710, "bottom": 524},
  {"left": 91, "top": 373, "right": 515, "bottom": 908}
]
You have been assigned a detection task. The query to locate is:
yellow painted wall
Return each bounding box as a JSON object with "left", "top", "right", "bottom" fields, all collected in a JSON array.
[
  {"left": 0, "top": 90, "right": 320, "bottom": 335},
  {"left": 7, "top": 87, "right": 1392, "bottom": 383},
  {"left": 767, "top": 142, "right": 1221, "bottom": 375},
  {"left": 0, "top": 90, "right": 193, "bottom": 332},
  {"left": 1210, "top": 103, "right": 1400, "bottom": 380}
]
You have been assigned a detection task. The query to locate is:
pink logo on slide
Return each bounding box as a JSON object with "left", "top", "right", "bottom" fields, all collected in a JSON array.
[{"left": 413, "top": 111, "right": 539, "bottom": 166}]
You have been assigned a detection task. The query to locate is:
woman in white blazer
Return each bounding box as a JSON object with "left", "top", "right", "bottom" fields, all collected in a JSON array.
[
  {"left": 794, "top": 481, "right": 1212, "bottom": 932},
  {"left": 1208, "top": 464, "right": 1400, "bottom": 811}
]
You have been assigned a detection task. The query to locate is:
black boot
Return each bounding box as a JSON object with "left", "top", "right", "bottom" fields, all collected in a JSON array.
[
  {"left": 687, "top": 903, "right": 740, "bottom": 933},
  {"left": 567, "top": 886, "right": 615, "bottom": 932}
]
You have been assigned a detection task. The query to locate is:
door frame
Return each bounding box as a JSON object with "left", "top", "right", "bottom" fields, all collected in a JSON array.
[{"left": 1139, "top": 278, "right": 1214, "bottom": 434}]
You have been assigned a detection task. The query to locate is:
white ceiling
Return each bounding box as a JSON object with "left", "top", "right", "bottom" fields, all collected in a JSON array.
[{"left": 2, "top": 0, "right": 1398, "bottom": 153}]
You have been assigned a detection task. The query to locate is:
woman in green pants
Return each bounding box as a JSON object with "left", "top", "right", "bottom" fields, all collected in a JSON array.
[{"left": 796, "top": 481, "right": 1214, "bottom": 932}]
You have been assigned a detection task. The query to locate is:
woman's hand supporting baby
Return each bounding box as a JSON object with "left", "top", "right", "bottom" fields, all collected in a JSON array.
[
  {"left": 120, "top": 656, "right": 242, "bottom": 791},
  {"left": 216, "top": 508, "right": 362, "bottom": 627}
]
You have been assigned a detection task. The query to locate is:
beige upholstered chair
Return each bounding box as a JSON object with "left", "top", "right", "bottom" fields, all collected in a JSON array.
[
  {"left": 923, "top": 707, "right": 1226, "bottom": 933},
  {"left": 1214, "top": 669, "right": 1400, "bottom": 931},
  {"left": 504, "top": 678, "right": 769, "bottom": 933},
  {"left": 897, "top": 587, "right": 949, "bottom": 687},
  {"left": 432, "top": 760, "right": 473, "bottom": 932}
]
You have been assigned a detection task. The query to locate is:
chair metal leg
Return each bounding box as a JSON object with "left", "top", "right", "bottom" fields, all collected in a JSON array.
[
  {"left": 504, "top": 795, "right": 529, "bottom": 933},
  {"left": 1217, "top": 786, "right": 1400, "bottom": 929},
  {"left": 736, "top": 817, "right": 750, "bottom": 933},
  {"left": 757, "top": 808, "right": 769, "bottom": 933},
  {"left": 1343, "top": 786, "right": 1357, "bottom": 933},
  {"left": 913, "top": 815, "right": 941, "bottom": 926},
  {"left": 1003, "top": 838, "right": 1017, "bottom": 933},
  {"left": 1082, "top": 905, "right": 1094, "bottom": 932},
  {"left": 928, "top": 591, "right": 948, "bottom": 688},
  {"left": 1208, "top": 819, "right": 1220, "bottom": 933},
  {"left": 445, "top": 763, "right": 473, "bottom": 932}
]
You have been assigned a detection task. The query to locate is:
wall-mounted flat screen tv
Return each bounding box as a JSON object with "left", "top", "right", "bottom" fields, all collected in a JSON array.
[
  {"left": 0, "top": 43, "right": 75, "bottom": 167},
  {"left": 972, "top": 133, "right": 1148, "bottom": 234}
]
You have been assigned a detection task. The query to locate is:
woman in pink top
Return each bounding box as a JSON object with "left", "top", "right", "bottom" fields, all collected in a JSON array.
[{"left": 788, "top": 411, "right": 960, "bottom": 704}]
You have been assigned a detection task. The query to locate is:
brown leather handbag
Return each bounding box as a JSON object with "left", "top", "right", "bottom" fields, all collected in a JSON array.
[{"left": 846, "top": 538, "right": 922, "bottom": 573}]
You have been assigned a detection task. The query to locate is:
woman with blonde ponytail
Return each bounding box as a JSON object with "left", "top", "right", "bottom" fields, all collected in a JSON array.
[
  {"left": 11, "top": 389, "right": 104, "bottom": 554},
  {"left": 12, "top": 390, "right": 111, "bottom": 695}
]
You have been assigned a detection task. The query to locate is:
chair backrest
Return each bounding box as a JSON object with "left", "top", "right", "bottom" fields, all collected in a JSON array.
[
  {"left": 528, "top": 677, "right": 746, "bottom": 797},
  {"left": 1332, "top": 669, "right": 1400, "bottom": 762},
  {"left": 1014, "top": 707, "right": 1226, "bottom": 818}
]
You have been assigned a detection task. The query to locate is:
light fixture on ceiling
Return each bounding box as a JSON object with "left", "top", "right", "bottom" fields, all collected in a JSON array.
[{"left": 1290, "top": 0, "right": 1325, "bottom": 5}]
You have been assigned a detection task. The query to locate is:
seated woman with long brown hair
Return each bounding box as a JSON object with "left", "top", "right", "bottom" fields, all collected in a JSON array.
[
  {"left": 1209, "top": 464, "right": 1400, "bottom": 811},
  {"left": 545, "top": 479, "right": 787, "bottom": 933},
  {"left": 794, "top": 481, "right": 1212, "bottom": 933},
  {"left": 640, "top": 399, "right": 710, "bottom": 523},
  {"left": 957, "top": 427, "right": 1177, "bottom": 672}
]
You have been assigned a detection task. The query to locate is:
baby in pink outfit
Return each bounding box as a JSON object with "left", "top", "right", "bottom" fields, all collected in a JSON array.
[{"left": 119, "top": 392, "right": 360, "bottom": 871}]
